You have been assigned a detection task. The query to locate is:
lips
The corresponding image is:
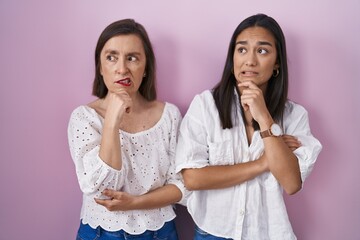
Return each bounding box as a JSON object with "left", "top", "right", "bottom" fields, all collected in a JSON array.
[
  {"left": 115, "top": 78, "right": 131, "bottom": 86},
  {"left": 241, "top": 71, "right": 258, "bottom": 76}
]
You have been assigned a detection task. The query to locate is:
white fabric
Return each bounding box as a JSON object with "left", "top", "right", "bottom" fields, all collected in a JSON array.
[
  {"left": 68, "top": 103, "right": 187, "bottom": 234},
  {"left": 175, "top": 90, "right": 322, "bottom": 240}
]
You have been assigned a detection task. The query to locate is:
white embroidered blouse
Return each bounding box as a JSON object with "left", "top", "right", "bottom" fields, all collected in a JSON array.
[
  {"left": 68, "top": 102, "right": 186, "bottom": 234},
  {"left": 175, "top": 90, "right": 322, "bottom": 240}
]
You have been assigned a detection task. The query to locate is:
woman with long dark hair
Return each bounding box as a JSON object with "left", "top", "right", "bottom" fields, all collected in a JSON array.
[{"left": 176, "top": 14, "right": 322, "bottom": 239}]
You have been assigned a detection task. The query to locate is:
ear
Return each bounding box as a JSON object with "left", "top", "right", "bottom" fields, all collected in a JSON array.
[{"left": 274, "top": 63, "right": 280, "bottom": 70}]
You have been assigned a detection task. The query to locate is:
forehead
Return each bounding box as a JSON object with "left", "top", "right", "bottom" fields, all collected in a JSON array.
[
  {"left": 102, "top": 34, "right": 145, "bottom": 53},
  {"left": 236, "top": 26, "right": 276, "bottom": 45}
]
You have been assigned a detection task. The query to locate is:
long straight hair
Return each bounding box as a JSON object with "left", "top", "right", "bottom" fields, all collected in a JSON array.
[{"left": 213, "top": 13, "right": 288, "bottom": 129}]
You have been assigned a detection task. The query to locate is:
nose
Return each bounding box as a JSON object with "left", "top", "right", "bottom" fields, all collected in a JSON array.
[
  {"left": 245, "top": 52, "right": 257, "bottom": 66},
  {"left": 115, "top": 58, "right": 128, "bottom": 75}
]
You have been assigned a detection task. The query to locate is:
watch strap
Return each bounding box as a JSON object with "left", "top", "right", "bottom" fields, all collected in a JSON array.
[{"left": 260, "top": 129, "right": 272, "bottom": 138}]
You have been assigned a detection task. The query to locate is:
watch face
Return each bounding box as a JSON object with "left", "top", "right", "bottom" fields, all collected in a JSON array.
[{"left": 271, "top": 124, "right": 283, "bottom": 136}]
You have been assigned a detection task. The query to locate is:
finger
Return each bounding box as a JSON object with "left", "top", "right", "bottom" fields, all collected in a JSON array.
[
  {"left": 94, "top": 198, "right": 109, "bottom": 207},
  {"left": 240, "top": 99, "right": 249, "bottom": 111},
  {"left": 123, "top": 98, "right": 132, "bottom": 114},
  {"left": 287, "top": 142, "right": 301, "bottom": 149},
  {"left": 282, "top": 135, "right": 296, "bottom": 141},
  {"left": 283, "top": 140, "right": 301, "bottom": 148},
  {"left": 240, "top": 94, "right": 258, "bottom": 111},
  {"left": 102, "top": 189, "right": 116, "bottom": 198},
  {"left": 94, "top": 198, "right": 117, "bottom": 211},
  {"left": 282, "top": 135, "right": 301, "bottom": 145},
  {"left": 241, "top": 92, "right": 259, "bottom": 101},
  {"left": 238, "top": 81, "right": 259, "bottom": 89},
  {"left": 282, "top": 139, "right": 301, "bottom": 151},
  {"left": 240, "top": 93, "right": 254, "bottom": 104}
]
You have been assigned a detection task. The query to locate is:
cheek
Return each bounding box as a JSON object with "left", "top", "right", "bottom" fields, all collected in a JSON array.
[
  {"left": 264, "top": 60, "right": 276, "bottom": 73},
  {"left": 100, "top": 63, "right": 113, "bottom": 77},
  {"left": 233, "top": 54, "right": 240, "bottom": 66},
  {"left": 262, "top": 64, "right": 272, "bottom": 73},
  {"left": 233, "top": 60, "right": 244, "bottom": 81},
  {"left": 99, "top": 60, "right": 107, "bottom": 76},
  {"left": 262, "top": 71, "right": 273, "bottom": 81},
  {"left": 232, "top": 55, "right": 242, "bottom": 72}
]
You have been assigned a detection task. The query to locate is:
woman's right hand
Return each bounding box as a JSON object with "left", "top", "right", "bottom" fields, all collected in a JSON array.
[
  {"left": 105, "top": 90, "right": 132, "bottom": 125},
  {"left": 98, "top": 89, "right": 132, "bottom": 170}
]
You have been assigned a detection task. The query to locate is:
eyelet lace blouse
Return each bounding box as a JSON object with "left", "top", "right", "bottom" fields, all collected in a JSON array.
[{"left": 68, "top": 102, "right": 187, "bottom": 234}]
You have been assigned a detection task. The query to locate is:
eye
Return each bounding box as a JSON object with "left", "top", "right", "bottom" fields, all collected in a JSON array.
[
  {"left": 237, "top": 47, "right": 247, "bottom": 54},
  {"left": 258, "top": 48, "right": 268, "bottom": 54},
  {"left": 127, "top": 55, "right": 137, "bottom": 62},
  {"left": 106, "top": 55, "right": 117, "bottom": 62}
]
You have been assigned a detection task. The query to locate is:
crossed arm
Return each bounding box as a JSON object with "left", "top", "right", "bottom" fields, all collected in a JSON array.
[
  {"left": 95, "top": 184, "right": 182, "bottom": 211},
  {"left": 182, "top": 134, "right": 302, "bottom": 195},
  {"left": 95, "top": 133, "right": 300, "bottom": 211}
]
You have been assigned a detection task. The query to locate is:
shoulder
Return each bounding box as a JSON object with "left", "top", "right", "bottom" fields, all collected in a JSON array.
[
  {"left": 195, "top": 89, "right": 213, "bottom": 101},
  {"left": 164, "top": 102, "right": 182, "bottom": 120},
  {"left": 187, "top": 89, "right": 214, "bottom": 109},
  {"left": 187, "top": 89, "right": 215, "bottom": 113},
  {"left": 285, "top": 100, "right": 308, "bottom": 117},
  {"left": 69, "top": 105, "right": 100, "bottom": 123},
  {"left": 283, "top": 100, "right": 311, "bottom": 130},
  {"left": 70, "top": 105, "right": 92, "bottom": 117}
]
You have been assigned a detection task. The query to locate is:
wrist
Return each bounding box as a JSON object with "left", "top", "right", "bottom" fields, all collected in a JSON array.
[
  {"left": 258, "top": 115, "right": 274, "bottom": 131},
  {"left": 260, "top": 122, "right": 283, "bottom": 138}
]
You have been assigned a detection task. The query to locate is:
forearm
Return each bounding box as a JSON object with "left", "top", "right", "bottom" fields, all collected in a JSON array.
[
  {"left": 133, "top": 184, "right": 182, "bottom": 209},
  {"left": 99, "top": 124, "right": 122, "bottom": 170},
  {"left": 95, "top": 184, "right": 182, "bottom": 211},
  {"left": 263, "top": 137, "right": 302, "bottom": 194},
  {"left": 182, "top": 157, "right": 267, "bottom": 190}
]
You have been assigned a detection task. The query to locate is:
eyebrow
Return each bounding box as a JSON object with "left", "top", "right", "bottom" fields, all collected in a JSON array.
[
  {"left": 103, "top": 49, "right": 118, "bottom": 55},
  {"left": 236, "top": 40, "right": 273, "bottom": 47},
  {"left": 103, "top": 49, "right": 142, "bottom": 56}
]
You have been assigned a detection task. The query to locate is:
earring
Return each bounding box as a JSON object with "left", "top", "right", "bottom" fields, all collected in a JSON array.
[
  {"left": 273, "top": 69, "right": 280, "bottom": 78},
  {"left": 143, "top": 72, "right": 146, "bottom": 78}
]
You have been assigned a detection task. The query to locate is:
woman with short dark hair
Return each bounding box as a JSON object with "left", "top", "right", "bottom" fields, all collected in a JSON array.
[{"left": 68, "top": 19, "right": 186, "bottom": 240}]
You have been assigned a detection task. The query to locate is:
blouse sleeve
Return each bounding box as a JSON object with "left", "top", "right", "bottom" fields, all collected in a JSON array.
[
  {"left": 67, "top": 107, "right": 126, "bottom": 196},
  {"left": 175, "top": 95, "right": 210, "bottom": 173},
  {"left": 164, "top": 104, "right": 190, "bottom": 206},
  {"left": 284, "top": 103, "right": 322, "bottom": 185}
]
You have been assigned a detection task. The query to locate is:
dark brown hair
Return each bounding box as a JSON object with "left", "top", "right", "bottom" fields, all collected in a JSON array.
[{"left": 92, "top": 19, "right": 156, "bottom": 100}]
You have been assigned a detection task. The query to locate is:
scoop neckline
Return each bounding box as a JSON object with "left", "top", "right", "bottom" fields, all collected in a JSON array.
[{"left": 83, "top": 102, "right": 169, "bottom": 136}]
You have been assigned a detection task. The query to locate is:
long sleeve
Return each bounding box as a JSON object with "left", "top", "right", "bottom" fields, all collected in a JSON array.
[
  {"left": 67, "top": 106, "right": 126, "bottom": 196},
  {"left": 283, "top": 102, "right": 322, "bottom": 183},
  {"left": 164, "top": 104, "right": 189, "bottom": 206}
]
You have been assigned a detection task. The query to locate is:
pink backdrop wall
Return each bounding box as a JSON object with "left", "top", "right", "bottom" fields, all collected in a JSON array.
[{"left": 1, "top": 1, "right": 359, "bottom": 239}]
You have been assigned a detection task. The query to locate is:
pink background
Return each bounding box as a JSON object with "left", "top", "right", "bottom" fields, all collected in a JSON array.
[{"left": 1, "top": 1, "right": 359, "bottom": 239}]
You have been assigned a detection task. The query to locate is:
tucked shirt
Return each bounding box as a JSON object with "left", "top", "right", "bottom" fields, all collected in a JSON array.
[
  {"left": 68, "top": 102, "right": 187, "bottom": 234},
  {"left": 175, "top": 90, "right": 322, "bottom": 240}
]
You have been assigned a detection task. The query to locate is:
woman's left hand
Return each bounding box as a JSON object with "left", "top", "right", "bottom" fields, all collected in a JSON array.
[
  {"left": 282, "top": 134, "right": 302, "bottom": 151},
  {"left": 95, "top": 189, "right": 136, "bottom": 211}
]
